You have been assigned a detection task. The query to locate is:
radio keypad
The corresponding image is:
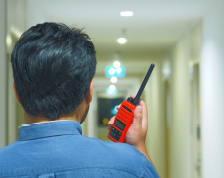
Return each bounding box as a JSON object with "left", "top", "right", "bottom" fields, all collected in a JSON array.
[{"left": 109, "top": 127, "right": 122, "bottom": 141}]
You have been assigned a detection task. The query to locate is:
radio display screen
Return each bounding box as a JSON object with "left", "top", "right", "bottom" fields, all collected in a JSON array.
[{"left": 114, "top": 119, "right": 126, "bottom": 131}]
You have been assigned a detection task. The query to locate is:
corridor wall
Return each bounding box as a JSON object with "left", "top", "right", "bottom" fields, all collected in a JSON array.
[
  {"left": 146, "top": 59, "right": 166, "bottom": 178},
  {"left": 170, "top": 35, "right": 191, "bottom": 178},
  {"left": 0, "top": 0, "right": 7, "bottom": 148},
  {"left": 201, "top": 1, "right": 224, "bottom": 178}
]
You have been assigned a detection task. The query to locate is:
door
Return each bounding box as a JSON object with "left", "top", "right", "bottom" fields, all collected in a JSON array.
[{"left": 191, "top": 63, "right": 202, "bottom": 178}]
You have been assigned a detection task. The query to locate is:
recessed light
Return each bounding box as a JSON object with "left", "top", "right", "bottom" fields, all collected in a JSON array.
[
  {"left": 109, "top": 85, "right": 116, "bottom": 91},
  {"left": 120, "top": 11, "right": 134, "bottom": 17},
  {"left": 117, "top": 38, "right": 127, "bottom": 44},
  {"left": 110, "top": 77, "right": 117, "bottom": 83},
  {"left": 113, "top": 61, "right": 120, "bottom": 68},
  {"left": 108, "top": 67, "right": 115, "bottom": 75},
  {"left": 116, "top": 67, "right": 122, "bottom": 74}
]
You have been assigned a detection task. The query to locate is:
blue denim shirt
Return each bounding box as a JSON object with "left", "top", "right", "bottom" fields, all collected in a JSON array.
[{"left": 0, "top": 121, "right": 159, "bottom": 178}]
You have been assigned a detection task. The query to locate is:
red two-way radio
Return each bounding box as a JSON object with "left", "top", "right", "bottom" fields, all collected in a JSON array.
[{"left": 108, "top": 64, "right": 155, "bottom": 143}]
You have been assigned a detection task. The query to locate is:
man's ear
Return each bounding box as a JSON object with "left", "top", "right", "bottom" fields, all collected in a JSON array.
[
  {"left": 86, "top": 78, "right": 94, "bottom": 104},
  {"left": 13, "top": 82, "right": 21, "bottom": 104}
]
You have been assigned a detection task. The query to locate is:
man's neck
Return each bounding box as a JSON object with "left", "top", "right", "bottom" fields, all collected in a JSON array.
[
  {"left": 24, "top": 99, "right": 88, "bottom": 124},
  {"left": 24, "top": 113, "right": 78, "bottom": 124}
]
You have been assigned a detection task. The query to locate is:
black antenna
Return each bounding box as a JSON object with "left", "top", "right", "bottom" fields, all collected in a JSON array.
[{"left": 132, "top": 64, "right": 155, "bottom": 105}]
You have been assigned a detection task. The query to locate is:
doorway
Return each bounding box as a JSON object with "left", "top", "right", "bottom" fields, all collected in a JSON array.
[
  {"left": 164, "top": 79, "right": 171, "bottom": 178},
  {"left": 191, "top": 62, "right": 202, "bottom": 178},
  {"left": 97, "top": 93, "right": 125, "bottom": 141}
]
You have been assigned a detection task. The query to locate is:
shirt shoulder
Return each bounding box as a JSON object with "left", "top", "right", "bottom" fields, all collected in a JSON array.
[
  {"left": 0, "top": 135, "right": 159, "bottom": 178},
  {"left": 75, "top": 136, "right": 159, "bottom": 177}
]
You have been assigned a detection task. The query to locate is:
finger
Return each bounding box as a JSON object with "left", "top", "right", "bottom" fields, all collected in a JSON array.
[
  {"left": 130, "top": 95, "right": 147, "bottom": 127},
  {"left": 137, "top": 100, "right": 148, "bottom": 130},
  {"left": 130, "top": 94, "right": 147, "bottom": 118},
  {"left": 139, "top": 99, "right": 148, "bottom": 118},
  {"left": 107, "top": 116, "right": 115, "bottom": 130},
  {"left": 108, "top": 116, "right": 115, "bottom": 126},
  {"left": 136, "top": 99, "right": 148, "bottom": 129},
  {"left": 142, "top": 115, "right": 148, "bottom": 131},
  {"left": 133, "top": 106, "right": 143, "bottom": 125},
  {"left": 116, "top": 104, "right": 121, "bottom": 110},
  {"left": 130, "top": 94, "right": 143, "bottom": 105},
  {"left": 130, "top": 94, "right": 135, "bottom": 99}
]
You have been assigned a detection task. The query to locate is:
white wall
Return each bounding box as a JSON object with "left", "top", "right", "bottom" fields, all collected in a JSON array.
[
  {"left": 27, "top": 0, "right": 45, "bottom": 28},
  {"left": 0, "top": 0, "right": 7, "bottom": 148},
  {"left": 146, "top": 59, "right": 166, "bottom": 178},
  {"left": 170, "top": 35, "right": 191, "bottom": 178},
  {"left": 5, "top": 0, "right": 28, "bottom": 144},
  {"left": 6, "top": 0, "right": 27, "bottom": 47},
  {"left": 201, "top": 1, "right": 224, "bottom": 178},
  {"left": 190, "top": 23, "right": 202, "bottom": 178}
]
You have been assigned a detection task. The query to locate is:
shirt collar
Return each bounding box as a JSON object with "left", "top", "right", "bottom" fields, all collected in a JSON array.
[
  {"left": 20, "top": 120, "right": 70, "bottom": 127},
  {"left": 18, "top": 120, "right": 82, "bottom": 141}
]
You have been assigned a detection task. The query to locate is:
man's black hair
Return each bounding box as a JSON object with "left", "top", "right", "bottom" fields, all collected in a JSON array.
[{"left": 11, "top": 22, "right": 97, "bottom": 120}]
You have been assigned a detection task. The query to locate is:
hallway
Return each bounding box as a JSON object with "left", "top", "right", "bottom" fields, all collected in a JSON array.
[{"left": 0, "top": 0, "right": 224, "bottom": 177}]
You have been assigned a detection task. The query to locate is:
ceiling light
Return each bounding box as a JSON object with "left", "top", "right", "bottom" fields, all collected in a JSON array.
[
  {"left": 106, "top": 85, "right": 117, "bottom": 95},
  {"left": 117, "top": 29, "right": 127, "bottom": 44},
  {"left": 109, "top": 85, "right": 116, "bottom": 91},
  {"left": 116, "top": 67, "right": 122, "bottom": 74},
  {"left": 108, "top": 67, "right": 115, "bottom": 75},
  {"left": 117, "top": 38, "right": 127, "bottom": 44},
  {"left": 120, "top": 11, "right": 134, "bottom": 17},
  {"left": 110, "top": 77, "right": 117, "bottom": 83},
  {"left": 105, "top": 65, "right": 126, "bottom": 78},
  {"left": 113, "top": 61, "right": 120, "bottom": 68}
]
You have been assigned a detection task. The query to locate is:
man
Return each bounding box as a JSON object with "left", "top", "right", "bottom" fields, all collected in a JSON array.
[{"left": 0, "top": 23, "right": 159, "bottom": 177}]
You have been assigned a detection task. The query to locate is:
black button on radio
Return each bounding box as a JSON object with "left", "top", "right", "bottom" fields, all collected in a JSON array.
[
  {"left": 115, "top": 130, "right": 119, "bottom": 135},
  {"left": 110, "top": 127, "right": 122, "bottom": 141}
]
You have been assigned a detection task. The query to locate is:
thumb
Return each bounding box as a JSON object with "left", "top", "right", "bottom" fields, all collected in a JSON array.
[
  {"left": 108, "top": 116, "right": 115, "bottom": 130},
  {"left": 133, "top": 106, "right": 143, "bottom": 125}
]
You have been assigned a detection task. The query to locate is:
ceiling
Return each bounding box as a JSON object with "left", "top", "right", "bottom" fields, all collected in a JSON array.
[{"left": 27, "top": 0, "right": 217, "bottom": 68}]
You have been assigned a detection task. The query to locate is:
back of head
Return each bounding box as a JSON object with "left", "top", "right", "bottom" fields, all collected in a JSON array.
[{"left": 11, "top": 22, "right": 97, "bottom": 120}]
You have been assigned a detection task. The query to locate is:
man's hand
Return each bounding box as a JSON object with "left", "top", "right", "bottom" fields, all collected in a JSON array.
[
  {"left": 108, "top": 95, "right": 153, "bottom": 164},
  {"left": 125, "top": 95, "right": 148, "bottom": 147}
]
